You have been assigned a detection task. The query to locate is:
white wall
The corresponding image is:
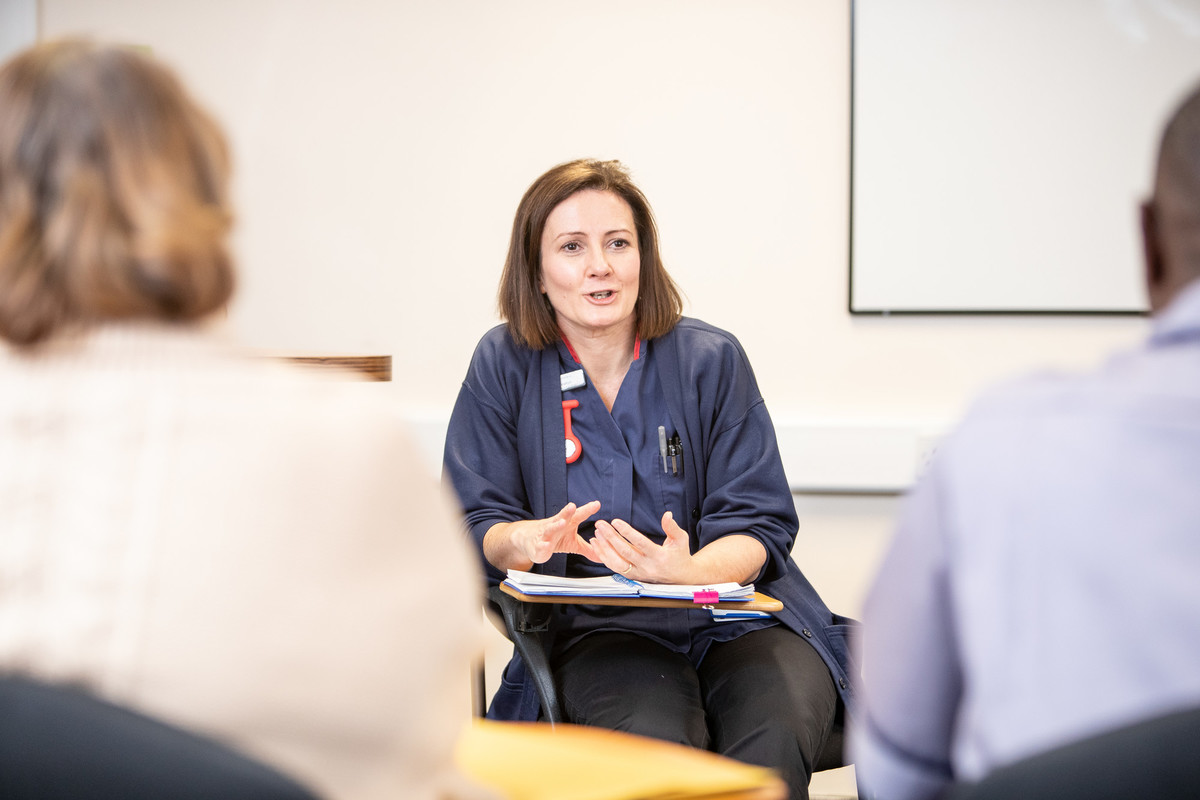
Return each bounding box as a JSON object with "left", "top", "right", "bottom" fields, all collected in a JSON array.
[
  {"left": 37, "top": 0, "right": 1156, "bottom": 620},
  {"left": 38, "top": 1, "right": 1149, "bottom": 485},
  {"left": 0, "top": 0, "right": 37, "bottom": 61},
  {"left": 37, "top": 0, "right": 1151, "bottom": 619}
]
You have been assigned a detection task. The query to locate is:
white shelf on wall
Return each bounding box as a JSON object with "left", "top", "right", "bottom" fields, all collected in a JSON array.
[
  {"left": 404, "top": 414, "right": 948, "bottom": 496},
  {"left": 775, "top": 421, "right": 947, "bottom": 494}
]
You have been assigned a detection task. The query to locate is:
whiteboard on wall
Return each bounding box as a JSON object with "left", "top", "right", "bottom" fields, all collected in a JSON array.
[{"left": 850, "top": 0, "right": 1200, "bottom": 314}]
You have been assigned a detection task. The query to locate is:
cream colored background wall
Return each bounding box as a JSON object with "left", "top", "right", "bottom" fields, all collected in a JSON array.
[
  {"left": 38, "top": 0, "right": 1148, "bottom": 433},
  {"left": 0, "top": 1, "right": 36, "bottom": 60}
]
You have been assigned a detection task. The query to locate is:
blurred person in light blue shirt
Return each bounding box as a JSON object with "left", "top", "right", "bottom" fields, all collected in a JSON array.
[{"left": 851, "top": 79, "right": 1200, "bottom": 800}]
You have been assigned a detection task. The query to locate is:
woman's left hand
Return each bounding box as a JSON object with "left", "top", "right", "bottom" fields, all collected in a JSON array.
[
  {"left": 593, "top": 512, "right": 769, "bottom": 585},
  {"left": 592, "top": 511, "right": 693, "bottom": 583}
]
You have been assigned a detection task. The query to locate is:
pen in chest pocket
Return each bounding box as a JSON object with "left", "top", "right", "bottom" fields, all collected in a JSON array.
[{"left": 657, "top": 425, "right": 683, "bottom": 477}]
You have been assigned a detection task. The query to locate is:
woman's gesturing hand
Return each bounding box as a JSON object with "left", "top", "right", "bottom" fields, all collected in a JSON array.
[
  {"left": 484, "top": 501, "right": 601, "bottom": 571},
  {"left": 592, "top": 511, "right": 693, "bottom": 583},
  {"left": 592, "top": 511, "right": 768, "bottom": 586}
]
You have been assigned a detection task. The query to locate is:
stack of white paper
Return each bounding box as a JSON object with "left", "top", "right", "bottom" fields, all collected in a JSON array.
[{"left": 503, "top": 569, "right": 754, "bottom": 602}]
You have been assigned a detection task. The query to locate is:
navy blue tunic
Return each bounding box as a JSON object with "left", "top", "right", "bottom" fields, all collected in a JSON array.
[
  {"left": 444, "top": 318, "right": 859, "bottom": 722},
  {"left": 553, "top": 337, "right": 776, "bottom": 657}
]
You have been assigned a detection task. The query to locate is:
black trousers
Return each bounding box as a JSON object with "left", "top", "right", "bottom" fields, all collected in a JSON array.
[
  {"left": 554, "top": 625, "right": 838, "bottom": 800},
  {"left": 941, "top": 705, "right": 1200, "bottom": 800}
]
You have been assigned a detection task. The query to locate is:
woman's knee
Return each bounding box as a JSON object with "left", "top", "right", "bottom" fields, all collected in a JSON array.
[
  {"left": 554, "top": 633, "right": 709, "bottom": 748},
  {"left": 700, "top": 627, "right": 838, "bottom": 762}
]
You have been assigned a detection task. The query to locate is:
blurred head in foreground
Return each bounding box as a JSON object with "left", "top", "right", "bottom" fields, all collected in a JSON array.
[
  {"left": 0, "top": 39, "right": 234, "bottom": 348},
  {"left": 1143, "top": 81, "right": 1200, "bottom": 312}
]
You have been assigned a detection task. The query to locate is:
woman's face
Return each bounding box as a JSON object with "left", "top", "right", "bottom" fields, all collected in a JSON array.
[{"left": 539, "top": 189, "right": 640, "bottom": 344}]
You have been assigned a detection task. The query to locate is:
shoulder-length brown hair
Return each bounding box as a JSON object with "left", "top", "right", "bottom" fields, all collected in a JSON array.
[
  {"left": 498, "top": 159, "right": 683, "bottom": 349},
  {"left": 0, "top": 39, "right": 234, "bottom": 348}
]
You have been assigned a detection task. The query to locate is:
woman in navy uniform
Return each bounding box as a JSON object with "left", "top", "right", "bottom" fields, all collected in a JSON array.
[{"left": 444, "top": 159, "right": 856, "bottom": 800}]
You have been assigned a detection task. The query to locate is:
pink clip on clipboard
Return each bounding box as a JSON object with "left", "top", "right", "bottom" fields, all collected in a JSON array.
[{"left": 692, "top": 590, "right": 720, "bottom": 604}]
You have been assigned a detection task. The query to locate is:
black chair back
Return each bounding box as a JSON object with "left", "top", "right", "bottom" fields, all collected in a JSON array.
[{"left": 0, "top": 676, "right": 321, "bottom": 800}]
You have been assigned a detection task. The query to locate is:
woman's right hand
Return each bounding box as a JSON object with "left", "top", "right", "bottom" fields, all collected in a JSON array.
[{"left": 483, "top": 500, "right": 602, "bottom": 572}]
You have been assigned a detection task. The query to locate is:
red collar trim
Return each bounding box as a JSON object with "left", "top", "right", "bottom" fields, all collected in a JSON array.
[
  {"left": 561, "top": 336, "right": 582, "bottom": 364},
  {"left": 560, "top": 336, "right": 641, "bottom": 364}
]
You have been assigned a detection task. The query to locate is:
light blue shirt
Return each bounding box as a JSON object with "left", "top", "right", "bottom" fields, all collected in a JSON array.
[{"left": 852, "top": 280, "right": 1200, "bottom": 799}]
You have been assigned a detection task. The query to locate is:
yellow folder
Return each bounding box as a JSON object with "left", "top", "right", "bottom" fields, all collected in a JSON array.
[{"left": 455, "top": 719, "right": 786, "bottom": 800}]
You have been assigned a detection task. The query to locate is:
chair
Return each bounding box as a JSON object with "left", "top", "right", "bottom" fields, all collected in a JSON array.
[
  {"left": 0, "top": 676, "right": 321, "bottom": 800},
  {"left": 940, "top": 705, "right": 1200, "bottom": 800},
  {"left": 486, "top": 584, "right": 851, "bottom": 773}
]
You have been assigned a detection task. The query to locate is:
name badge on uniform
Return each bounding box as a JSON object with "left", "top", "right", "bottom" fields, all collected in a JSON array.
[{"left": 560, "top": 369, "right": 586, "bottom": 392}]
